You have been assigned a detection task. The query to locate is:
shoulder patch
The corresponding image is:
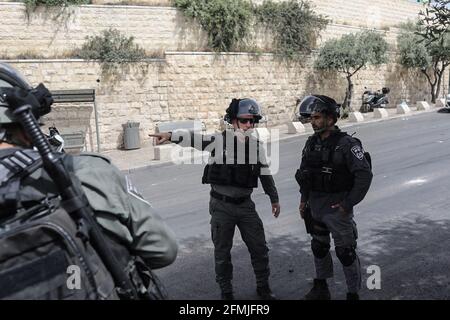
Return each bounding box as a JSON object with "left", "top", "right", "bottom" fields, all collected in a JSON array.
[
  {"left": 351, "top": 145, "right": 364, "bottom": 161},
  {"left": 78, "top": 152, "right": 111, "bottom": 164}
]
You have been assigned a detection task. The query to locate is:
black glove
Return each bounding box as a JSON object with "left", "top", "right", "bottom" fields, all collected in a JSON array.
[
  {"left": 31, "top": 83, "right": 53, "bottom": 116},
  {"left": 3, "top": 83, "right": 53, "bottom": 118}
]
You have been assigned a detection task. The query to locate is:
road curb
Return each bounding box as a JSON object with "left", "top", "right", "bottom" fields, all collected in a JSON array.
[{"left": 121, "top": 107, "right": 441, "bottom": 173}]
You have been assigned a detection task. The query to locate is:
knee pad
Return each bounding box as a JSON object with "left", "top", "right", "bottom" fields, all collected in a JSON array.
[
  {"left": 311, "top": 239, "right": 330, "bottom": 259},
  {"left": 335, "top": 246, "right": 357, "bottom": 267}
]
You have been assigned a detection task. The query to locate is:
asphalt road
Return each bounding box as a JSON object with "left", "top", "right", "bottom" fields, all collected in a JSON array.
[{"left": 128, "top": 111, "right": 450, "bottom": 300}]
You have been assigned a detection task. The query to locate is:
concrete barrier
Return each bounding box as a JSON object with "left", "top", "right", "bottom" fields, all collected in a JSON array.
[
  {"left": 373, "top": 108, "right": 389, "bottom": 119},
  {"left": 348, "top": 112, "right": 364, "bottom": 122},
  {"left": 286, "top": 121, "right": 306, "bottom": 134},
  {"left": 436, "top": 98, "right": 446, "bottom": 108},
  {"left": 154, "top": 144, "right": 177, "bottom": 161},
  {"left": 416, "top": 101, "right": 431, "bottom": 111},
  {"left": 397, "top": 103, "right": 411, "bottom": 114}
]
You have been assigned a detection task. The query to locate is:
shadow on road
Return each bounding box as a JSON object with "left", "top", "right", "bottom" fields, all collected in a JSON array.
[
  {"left": 155, "top": 215, "right": 450, "bottom": 300},
  {"left": 359, "top": 215, "right": 450, "bottom": 300}
]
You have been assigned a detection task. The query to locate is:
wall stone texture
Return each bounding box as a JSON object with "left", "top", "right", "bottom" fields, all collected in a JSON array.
[
  {"left": 7, "top": 52, "right": 446, "bottom": 151},
  {"left": 0, "top": 1, "right": 420, "bottom": 58},
  {"left": 1, "top": 0, "right": 447, "bottom": 151}
]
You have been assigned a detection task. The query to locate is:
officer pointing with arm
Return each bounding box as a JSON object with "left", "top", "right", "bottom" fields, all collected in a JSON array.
[
  {"left": 150, "top": 98, "right": 280, "bottom": 300},
  {"left": 295, "top": 95, "right": 372, "bottom": 300}
]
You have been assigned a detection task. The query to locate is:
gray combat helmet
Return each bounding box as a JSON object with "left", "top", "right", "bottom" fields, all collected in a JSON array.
[
  {"left": 297, "top": 95, "right": 340, "bottom": 121},
  {"left": 0, "top": 62, "right": 33, "bottom": 124},
  {"left": 224, "top": 98, "right": 263, "bottom": 123}
]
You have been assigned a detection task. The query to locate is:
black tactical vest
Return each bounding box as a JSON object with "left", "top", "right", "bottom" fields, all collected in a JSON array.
[
  {"left": 202, "top": 131, "right": 261, "bottom": 188},
  {"left": 0, "top": 148, "right": 166, "bottom": 300},
  {"left": 302, "top": 131, "right": 354, "bottom": 193}
]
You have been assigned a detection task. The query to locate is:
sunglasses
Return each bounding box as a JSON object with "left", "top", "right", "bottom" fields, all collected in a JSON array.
[{"left": 237, "top": 118, "right": 256, "bottom": 124}]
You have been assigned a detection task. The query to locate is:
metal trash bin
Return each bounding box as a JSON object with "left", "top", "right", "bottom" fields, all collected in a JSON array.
[{"left": 123, "top": 121, "right": 140, "bottom": 150}]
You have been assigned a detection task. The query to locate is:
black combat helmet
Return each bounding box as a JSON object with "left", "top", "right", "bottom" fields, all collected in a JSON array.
[
  {"left": 0, "top": 62, "right": 53, "bottom": 125},
  {"left": 224, "top": 98, "right": 263, "bottom": 123},
  {"left": 0, "top": 63, "right": 33, "bottom": 125},
  {"left": 297, "top": 95, "right": 340, "bottom": 122}
]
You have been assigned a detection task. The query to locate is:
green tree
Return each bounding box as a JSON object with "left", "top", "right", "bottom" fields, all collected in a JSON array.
[
  {"left": 314, "top": 31, "right": 388, "bottom": 112},
  {"left": 418, "top": 0, "right": 450, "bottom": 44},
  {"left": 397, "top": 22, "right": 450, "bottom": 103}
]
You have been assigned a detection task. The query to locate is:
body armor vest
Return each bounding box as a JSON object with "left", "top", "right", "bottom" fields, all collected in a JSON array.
[
  {"left": 302, "top": 131, "right": 354, "bottom": 193},
  {"left": 202, "top": 131, "right": 261, "bottom": 188}
]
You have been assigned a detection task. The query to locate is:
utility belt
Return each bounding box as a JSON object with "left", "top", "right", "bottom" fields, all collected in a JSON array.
[{"left": 210, "top": 190, "right": 250, "bottom": 204}]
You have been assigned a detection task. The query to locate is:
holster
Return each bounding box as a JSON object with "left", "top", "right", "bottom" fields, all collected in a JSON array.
[
  {"left": 303, "top": 203, "right": 329, "bottom": 236},
  {"left": 303, "top": 204, "right": 314, "bottom": 235}
]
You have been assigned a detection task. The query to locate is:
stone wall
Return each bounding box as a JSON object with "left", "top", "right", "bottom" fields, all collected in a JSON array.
[
  {"left": 0, "top": 3, "right": 208, "bottom": 58},
  {"left": 1, "top": 0, "right": 442, "bottom": 151},
  {"left": 7, "top": 53, "right": 446, "bottom": 151},
  {"left": 9, "top": 59, "right": 166, "bottom": 151},
  {"left": 0, "top": 1, "right": 419, "bottom": 58}
]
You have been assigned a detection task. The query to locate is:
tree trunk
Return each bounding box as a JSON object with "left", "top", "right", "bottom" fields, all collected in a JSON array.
[
  {"left": 434, "top": 63, "right": 444, "bottom": 103},
  {"left": 431, "top": 83, "right": 437, "bottom": 104},
  {"left": 421, "top": 69, "right": 438, "bottom": 104},
  {"left": 345, "top": 76, "right": 354, "bottom": 113}
]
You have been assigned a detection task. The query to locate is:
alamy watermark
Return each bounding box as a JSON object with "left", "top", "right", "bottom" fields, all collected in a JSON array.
[
  {"left": 366, "top": 265, "right": 381, "bottom": 290},
  {"left": 66, "top": 265, "right": 81, "bottom": 290},
  {"left": 169, "top": 128, "right": 280, "bottom": 175}
]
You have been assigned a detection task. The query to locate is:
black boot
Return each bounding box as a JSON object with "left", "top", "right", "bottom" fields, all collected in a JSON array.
[
  {"left": 221, "top": 291, "right": 234, "bottom": 300},
  {"left": 257, "top": 285, "right": 277, "bottom": 300},
  {"left": 346, "top": 292, "right": 359, "bottom": 300},
  {"left": 304, "top": 279, "right": 331, "bottom": 300},
  {"left": 220, "top": 282, "right": 234, "bottom": 300}
]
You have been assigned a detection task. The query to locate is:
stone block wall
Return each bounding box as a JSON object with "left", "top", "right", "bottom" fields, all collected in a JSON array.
[
  {"left": 2, "top": 0, "right": 443, "bottom": 151},
  {"left": 0, "top": 1, "right": 420, "bottom": 58},
  {"left": 7, "top": 51, "right": 446, "bottom": 151}
]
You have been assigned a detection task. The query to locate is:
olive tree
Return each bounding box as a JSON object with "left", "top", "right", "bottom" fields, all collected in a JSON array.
[
  {"left": 397, "top": 22, "right": 450, "bottom": 103},
  {"left": 314, "top": 31, "right": 388, "bottom": 113},
  {"left": 418, "top": 0, "right": 450, "bottom": 44}
]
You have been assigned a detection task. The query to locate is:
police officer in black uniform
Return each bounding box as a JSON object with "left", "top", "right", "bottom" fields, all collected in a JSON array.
[
  {"left": 151, "top": 98, "right": 280, "bottom": 300},
  {"left": 295, "top": 95, "right": 372, "bottom": 300}
]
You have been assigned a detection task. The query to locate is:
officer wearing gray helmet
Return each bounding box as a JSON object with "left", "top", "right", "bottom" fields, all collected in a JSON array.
[
  {"left": 151, "top": 98, "right": 280, "bottom": 300},
  {"left": 295, "top": 95, "right": 372, "bottom": 300}
]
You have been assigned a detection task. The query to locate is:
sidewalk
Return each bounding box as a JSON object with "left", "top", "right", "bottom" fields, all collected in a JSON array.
[{"left": 102, "top": 105, "right": 440, "bottom": 172}]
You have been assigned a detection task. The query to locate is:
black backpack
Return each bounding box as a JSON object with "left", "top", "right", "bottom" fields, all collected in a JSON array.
[{"left": 0, "top": 148, "right": 166, "bottom": 300}]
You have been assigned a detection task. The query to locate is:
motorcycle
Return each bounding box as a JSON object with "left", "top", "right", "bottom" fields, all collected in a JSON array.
[
  {"left": 360, "top": 87, "right": 390, "bottom": 113},
  {"left": 46, "top": 126, "right": 65, "bottom": 153},
  {"left": 437, "top": 94, "right": 450, "bottom": 113}
]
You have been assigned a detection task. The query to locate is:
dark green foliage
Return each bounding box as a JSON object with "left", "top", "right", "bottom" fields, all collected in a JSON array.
[
  {"left": 418, "top": 0, "right": 449, "bottom": 44},
  {"left": 24, "top": 0, "right": 90, "bottom": 8},
  {"left": 397, "top": 21, "right": 450, "bottom": 103},
  {"left": 254, "top": 0, "right": 329, "bottom": 57},
  {"left": 76, "top": 28, "right": 146, "bottom": 63},
  {"left": 174, "top": 0, "right": 328, "bottom": 57},
  {"left": 173, "top": 0, "right": 253, "bottom": 52}
]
